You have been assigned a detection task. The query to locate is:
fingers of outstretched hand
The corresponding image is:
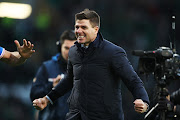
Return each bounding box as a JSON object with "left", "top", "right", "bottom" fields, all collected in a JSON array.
[
  {"left": 14, "top": 40, "right": 20, "bottom": 48},
  {"left": 23, "top": 39, "right": 28, "bottom": 46},
  {"left": 27, "top": 41, "right": 32, "bottom": 48},
  {"left": 25, "top": 40, "right": 35, "bottom": 52}
]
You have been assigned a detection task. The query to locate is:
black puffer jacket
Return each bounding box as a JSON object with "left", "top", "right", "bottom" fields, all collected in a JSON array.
[{"left": 48, "top": 32, "right": 149, "bottom": 120}]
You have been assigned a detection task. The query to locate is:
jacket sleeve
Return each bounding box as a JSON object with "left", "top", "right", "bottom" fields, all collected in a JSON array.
[
  {"left": 111, "top": 47, "right": 150, "bottom": 104},
  {"left": 0, "top": 47, "right": 5, "bottom": 59},
  {"left": 30, "top": 64, "right": 53, "bottom": 102},
  {"left": 47, "top": 59, "right": 73, "bottom": 102}
]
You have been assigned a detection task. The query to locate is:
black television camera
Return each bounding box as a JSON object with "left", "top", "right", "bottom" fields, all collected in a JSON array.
[
  {"left": 132, "top": 47, "right": 180, "bottom": 120},
  {"left": 132, "top": 14, "right": 180, "bottom": 120},
  {"left": 132, "top": 47, "right": 180, "bottom": 84}
]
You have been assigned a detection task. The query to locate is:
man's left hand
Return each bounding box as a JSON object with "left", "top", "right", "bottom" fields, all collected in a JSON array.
[{"left": 134, "top": 99, "right": 148, "bottom": 113}]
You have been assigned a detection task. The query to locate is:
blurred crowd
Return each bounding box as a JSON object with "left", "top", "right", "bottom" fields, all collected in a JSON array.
[{"left": 0, "top": 0, "right": 180, "bottom": 120}]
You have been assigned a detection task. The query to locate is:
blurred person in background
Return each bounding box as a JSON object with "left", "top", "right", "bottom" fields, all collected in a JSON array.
[
  {"left": 30, "top": 30, "right": 76, "bottom": 120},
  {"left": 145, "top": 88, "right": 180, "bottom": 120},
  {"left": 33, "top": 9, "right": 149, "bottom": 120},
  {"left": 0, "top": 39, "right": 35, "bottom": 66},
  {"left": 170, "top": 88, "right": 180, "bottom": 117}
]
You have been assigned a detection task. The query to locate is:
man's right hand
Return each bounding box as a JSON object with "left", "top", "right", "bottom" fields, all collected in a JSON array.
[{"left": 33, "top": 96, "right": 49, "bottom": 110}]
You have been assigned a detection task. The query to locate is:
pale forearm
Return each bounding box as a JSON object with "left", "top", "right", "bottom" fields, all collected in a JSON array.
[
  {"left": 1, "top": 50, "right": 26, "bottom": 65},
  {"left": 0, "top": 39, "right": 35, "bottom": 65},
  {"left": 11, "top": 51, "right": 27, "bottom": 65}
]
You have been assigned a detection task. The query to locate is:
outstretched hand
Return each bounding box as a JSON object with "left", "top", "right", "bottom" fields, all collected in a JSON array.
[{"left": 14, "top": 39, "right": 35, "bottom": 59}]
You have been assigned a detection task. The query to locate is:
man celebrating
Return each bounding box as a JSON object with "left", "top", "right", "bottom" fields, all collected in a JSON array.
[{"left": 33, "top": 9, "right": 149, "bottom": 120}]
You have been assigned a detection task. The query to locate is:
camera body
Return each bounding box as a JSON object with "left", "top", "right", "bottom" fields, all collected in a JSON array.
[
  {"left": 133, "top": 47, "right": 180, "bottom": 83},
  {"left": 133, "top": 47, "right": 180, "bottom": 120}
]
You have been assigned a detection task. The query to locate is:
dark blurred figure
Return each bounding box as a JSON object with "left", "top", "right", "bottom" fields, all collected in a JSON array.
[
  {"left": 170, "top": 88, "right": 180, "bottom": 118},
  {"left": 30, "top": 30, "right": 76, "bottom": 120},
  {"left": 145, "top": 88, "right": 180, "bottom": 120}
]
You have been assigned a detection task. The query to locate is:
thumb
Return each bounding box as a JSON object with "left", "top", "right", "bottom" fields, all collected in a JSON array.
[{"left": 14, "top": 40, "right": 21, "bottom": 48}]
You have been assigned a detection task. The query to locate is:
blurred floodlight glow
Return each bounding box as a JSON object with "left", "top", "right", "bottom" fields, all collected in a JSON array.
[{"left": 0, "top": 2, "right": 32, "bottom": 19}]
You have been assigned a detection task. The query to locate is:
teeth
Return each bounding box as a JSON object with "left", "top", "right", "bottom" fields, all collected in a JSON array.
[
  {"left": 77, "top": 34, "right": 85, "bottom": 39},
  {"left": 78, "top": 36, "right": 84, "bottom": 38}
]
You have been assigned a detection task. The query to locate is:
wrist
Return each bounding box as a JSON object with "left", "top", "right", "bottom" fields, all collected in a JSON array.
[
  {"left": 144, "top": 102, "right": 149, "bottom": 112},
  {"left": 45, "top": 95, "right": 53, "bottom": 104},
  {"left": 20, "top": 55, "right": 27, "bottom": 61}
]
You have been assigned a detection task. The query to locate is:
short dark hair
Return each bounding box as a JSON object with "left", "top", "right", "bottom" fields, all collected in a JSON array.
[
  {"left": 60, "top": 30, "right": 76, "bottom": 44},
  {"left": 75, "top": 9, "right": 100, "bottom": 28},
  {"left": 56, "top": 30, "right": 76, "bottom": 52}
]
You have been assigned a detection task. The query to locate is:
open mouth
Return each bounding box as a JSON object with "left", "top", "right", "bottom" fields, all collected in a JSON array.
[{"left": 77, "top": 34, "right": 85, "bottom": 39}]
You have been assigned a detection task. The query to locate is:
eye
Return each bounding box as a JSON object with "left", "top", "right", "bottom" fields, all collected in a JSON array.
[
  {"left": 82, "top": 26, "right": 87, "bottom": 29},
  {"left": 75, "top": 26, "right": 79, "bottom": 29}
]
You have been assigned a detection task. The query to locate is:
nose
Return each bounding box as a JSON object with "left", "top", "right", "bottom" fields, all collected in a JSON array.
[{"left": 76, "top": 28, "right": 82, "bottom": 33}]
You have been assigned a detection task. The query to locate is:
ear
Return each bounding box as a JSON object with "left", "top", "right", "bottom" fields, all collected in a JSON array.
[{"left": 94, "top": 26, "right": 99, "bottom": 34}]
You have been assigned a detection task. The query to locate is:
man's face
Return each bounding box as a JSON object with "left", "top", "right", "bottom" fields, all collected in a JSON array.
[
  {"left": 61, "top": 39, "right": 76, "bottom": 61},
  {"left": 75, "top": 19, "right": 99, "bottom": 46}
]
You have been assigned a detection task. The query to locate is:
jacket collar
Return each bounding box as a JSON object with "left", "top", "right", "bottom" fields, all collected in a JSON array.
[
  {"left": 52, "top": 53, "right": 67, "bottom": 64},
  {"left": 74, "top": 31, "right": 104, "bottom": 48}
]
